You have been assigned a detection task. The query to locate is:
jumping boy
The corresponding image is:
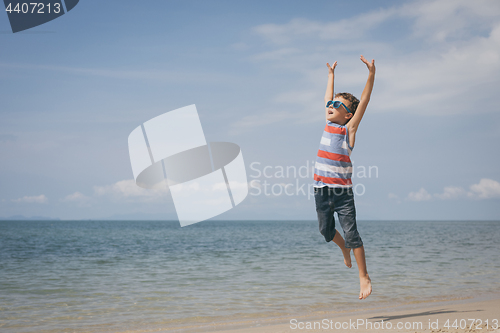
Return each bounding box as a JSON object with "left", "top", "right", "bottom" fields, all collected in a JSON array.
[{"left": 313, "top": 55, "right": 375, "bottom": 300}]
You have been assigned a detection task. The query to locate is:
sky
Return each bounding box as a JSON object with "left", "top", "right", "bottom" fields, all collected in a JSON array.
[{"left": 1, "top": 0, "right": 500, "bottom": 221}]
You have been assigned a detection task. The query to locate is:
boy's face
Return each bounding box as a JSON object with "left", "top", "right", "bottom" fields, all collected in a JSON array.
[{"left": 326, "top": 96, "right": 353, "bottom": 125}]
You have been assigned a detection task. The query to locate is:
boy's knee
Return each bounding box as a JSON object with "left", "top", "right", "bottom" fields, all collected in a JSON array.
[
  {"left": 344, "top": 232, "right": 363, "bottom": 248},
  {"left": 319, "top": 226, "right": 335, "bottom": 242}
]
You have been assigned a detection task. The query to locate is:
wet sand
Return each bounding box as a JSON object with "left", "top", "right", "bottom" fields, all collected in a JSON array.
[{"left": 176, "top": 294, "right": 500, "bottom": 333}]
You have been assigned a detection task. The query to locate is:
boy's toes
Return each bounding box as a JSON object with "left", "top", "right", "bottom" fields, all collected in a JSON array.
[
  {"left": 359, "top": 289, "right": 371, "bottom": 299},
  {"left": 359, "top": 288, "right": 371, "bottom": 299},
  {"left": 345, "top": 258, "right": 352, "bottom": 268}
]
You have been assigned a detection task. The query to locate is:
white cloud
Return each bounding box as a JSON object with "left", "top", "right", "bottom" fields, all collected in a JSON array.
[
  {"left": 66, "top": 179, "right": 253, "bottom": 206},
  {"left": 252, "top": 0, "right": 500, "bottom": 47},
  {"left": 400, "top": 0, "right": 500, "bottom": 42},
  {"left": 377, "top": 21, "right": 500, "bottom": 113},
  {"left": 62, "top": 191, "right": 88, "bottom": 201},
  {"left": 12, "top": 194, "right": 48, "bottom": 204},
  {"left": 388, "top": 192, "right": 399, "bottom": 199},
  {"left": 388, "top": 192, "right": 401, "bottom": 204},
  {"left": 252, "top": 9, "right": 397, "bottom": 45},
  {"left": 407, "top": 179, "right": 500, "bottom": 201},
  {"left": 94, "top": 179, "right": 169, "bottom": 202},
  {"left": 234, "top": 0, "right": 500, "bottom": 130},
  {"left": 468, "top": 178, "right": 500, "bottom": 199},
  {"left": 61, "top": 192, "right": 91, "bottom": 205},
  {"left": 407, "top": 188, "right": 432, "bottom": 201},
  {"left": 433, "top": 186, "right": 466, "bottom": 200}
]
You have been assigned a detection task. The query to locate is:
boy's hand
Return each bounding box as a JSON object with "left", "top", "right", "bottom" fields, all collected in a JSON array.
[
  {"left": 326, "top": 61, "right": 337, "bottom": 75},
  {"left": 360, "top": 55, "right": 375, "bottom": 74}
]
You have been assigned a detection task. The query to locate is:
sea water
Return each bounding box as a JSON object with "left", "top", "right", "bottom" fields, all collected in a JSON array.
[{"left": 1, "top": 220, "right": 499, "bottom": 332}]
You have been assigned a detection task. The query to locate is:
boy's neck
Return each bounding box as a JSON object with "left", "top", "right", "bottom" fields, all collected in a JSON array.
[{"left": 329, "top": 120, "right": 348, "bottom": 126}]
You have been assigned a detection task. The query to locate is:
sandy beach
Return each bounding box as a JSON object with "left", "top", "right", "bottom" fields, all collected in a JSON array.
[
  {"left": 172, "top": 294, "right": 500, "bottom": 333},
  {"left": 2, "top": 221, "right": 498, "bottom": 332}
]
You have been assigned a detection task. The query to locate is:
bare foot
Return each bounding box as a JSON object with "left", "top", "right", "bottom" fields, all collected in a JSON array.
[
  {"left": 359, "top": 275, "right": 372, "bottom": 299},
  {"left": 342, "top": 248, "right": 352, "bottom": 268}
]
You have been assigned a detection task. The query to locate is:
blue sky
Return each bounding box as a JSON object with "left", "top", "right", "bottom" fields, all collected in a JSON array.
[{"left": 1, "top": 0, "right": 499, "bottom": 221}]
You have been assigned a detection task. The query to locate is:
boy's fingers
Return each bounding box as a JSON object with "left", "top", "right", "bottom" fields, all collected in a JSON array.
[
  {"left": 327, "top": 61, "right": 338, "bottom": 71},
  {"left": 360, "top": 55, "right": 375, "bottom": 67}
]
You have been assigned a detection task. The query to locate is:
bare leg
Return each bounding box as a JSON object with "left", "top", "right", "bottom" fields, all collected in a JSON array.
[
  {"left": 352, "top": 245, "right": 372, "bottom": 299},
  {"left": 332, "top": 231, "right": 352, "bottom": 268}
]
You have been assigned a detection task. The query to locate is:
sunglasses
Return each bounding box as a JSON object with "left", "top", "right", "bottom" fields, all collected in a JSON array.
[{"left": 326, "top": 100, "right": 351, "bottom": 113}]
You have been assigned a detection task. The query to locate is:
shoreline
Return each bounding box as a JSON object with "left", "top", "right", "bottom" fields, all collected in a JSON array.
[{"left": 155, "top": 292, "right": 500, "bottom": 333}]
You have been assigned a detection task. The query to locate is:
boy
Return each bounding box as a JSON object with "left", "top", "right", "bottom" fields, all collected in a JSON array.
[{"left": 313, "top": 55, "right": 375, "bottom": 300}]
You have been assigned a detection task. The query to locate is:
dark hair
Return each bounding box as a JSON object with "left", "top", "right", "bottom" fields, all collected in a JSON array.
[{"left": 335, "top": 92, "right": 359, "bottom": 121}]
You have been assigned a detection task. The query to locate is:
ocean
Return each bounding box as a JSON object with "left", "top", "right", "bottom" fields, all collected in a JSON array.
[{"left": 1, "top": 220, "right": 499, "bottom": 332}]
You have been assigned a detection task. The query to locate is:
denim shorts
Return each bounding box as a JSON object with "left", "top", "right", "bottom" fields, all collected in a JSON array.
[{"left": 314, "top": 186, "right": 363, "bottom": 249}]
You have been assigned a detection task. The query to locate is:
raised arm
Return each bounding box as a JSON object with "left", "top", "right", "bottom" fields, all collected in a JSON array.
[
  {"left": 347, "top": 55, "right": 375, "bottom": 135},
  {"left": 324, "top": 61, "right": 337, "bottom": 121}
]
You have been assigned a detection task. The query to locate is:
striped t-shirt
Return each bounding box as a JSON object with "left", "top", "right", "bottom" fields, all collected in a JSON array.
[{"left": 313, "top": 121, "right": 353, "bottom": 188}]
